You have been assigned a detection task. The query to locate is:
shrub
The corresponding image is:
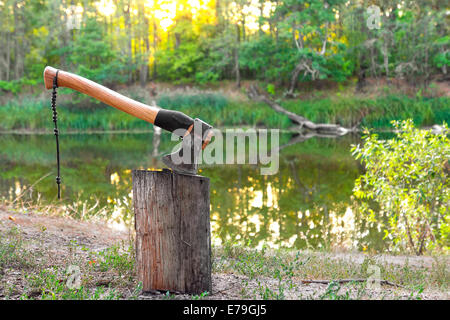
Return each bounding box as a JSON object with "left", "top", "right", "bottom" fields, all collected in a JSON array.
[{"left": 352, "top": 120, "right": 449, "bottom": 255}]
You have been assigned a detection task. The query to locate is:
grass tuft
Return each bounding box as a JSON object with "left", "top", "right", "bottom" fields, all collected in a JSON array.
[{"left": 1, "top": 92, "right": 447, "bottom": 131}]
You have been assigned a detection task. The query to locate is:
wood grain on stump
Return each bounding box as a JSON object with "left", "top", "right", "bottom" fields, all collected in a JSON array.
[{"left": 132, "top": 169, "right": 211, "bottom": 294}]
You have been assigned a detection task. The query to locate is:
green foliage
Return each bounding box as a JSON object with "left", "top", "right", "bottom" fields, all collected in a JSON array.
[
  {"left": 0, "top": 227, "right": 34, "bottom": 269},
  {"left": 0, "top": 91, "right": 289, "bottom": 131},
  {"left": 432, "top": 36, "right": 450, "bottom": 70},
  {"left": 352, "top": 120, "right": 449, "bottom": 255},
  {"left": 68, "top": 18, "right": 130, "bottom": 86},
  {"left": 240, "top": 34, "right": 297, "bottom": 83},
  {"left": 156, "top": 42, "right": 205, "bottom": 82},
  {"left": 3, "top": 92, "right": 447, "bottom": 132},
  {"left": 266, "top": 84, "right": 276, "bottom": 96},
  {"left": 0, "top": 78, "right": 40, "bottom": 94},
  {"left": 0, "top": 99, "right": 150, "bottom": 131},
  {"left": 341, "top": 1, "right": 449, "bottom": 83},
  {"left": 213, "top": 244, "right": 448, "bottom": 297},
  {"left": 191, "top": 291, "right": 209, "bottom": 300},
  {"left": 282, "top": 95, "right": 449, "bottom": 129},
  {"left": 23, "top": 266, "right": 122, "bottom": 300},
  {"left": 320, "top": 281, "right": 352, "bottom": 300},
  {"left": 156, "top": 92, "right": 283, "bottom": 127},
  {"left": 157, "top": 92, "right": 228, "bottom": 111},
  {"left": 0, "top": 220, "right": 139, "bottom": 300},
  {"left": 235, "top": 248, "right": 305, "bottom": 299},
  {"left": 96, "top": 242, "right": 135, "bottom": 277},
  {"left": 0, "top": 0, "right": 448, "bottom": 89},
  {"left": 163, "top": 291, "right": 176, "bottom": 300}
]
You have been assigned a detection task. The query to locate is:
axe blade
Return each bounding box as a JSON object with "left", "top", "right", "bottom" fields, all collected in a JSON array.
[{"left": 162, "top": 118, "right": 213, "bottom": 175}]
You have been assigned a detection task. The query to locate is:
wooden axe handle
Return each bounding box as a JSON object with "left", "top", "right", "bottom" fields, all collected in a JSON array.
[{"left": 43, "top": 66, "right": 159, "bottom": 124}]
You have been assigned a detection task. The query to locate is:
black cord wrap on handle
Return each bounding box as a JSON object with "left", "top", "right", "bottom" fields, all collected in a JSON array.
[{"left": 51, "top": 70, "right": 61, "bottom": 199}]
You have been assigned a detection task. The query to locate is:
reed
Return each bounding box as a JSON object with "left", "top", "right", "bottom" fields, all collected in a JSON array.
[{"left": 0, "top": 93, "right": 447, "bottom": 131}]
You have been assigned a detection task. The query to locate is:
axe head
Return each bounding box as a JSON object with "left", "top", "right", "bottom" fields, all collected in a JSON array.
[{"left": 162, "top": 118, "right": 213, "bottom": 175}]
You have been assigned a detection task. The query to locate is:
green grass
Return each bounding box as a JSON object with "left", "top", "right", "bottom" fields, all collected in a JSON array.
[
  {"left": 0, "top": 98, "right": 151, "bottom": 131},
  {"left": 0, "top": 93, "right": 289, "bottom": 131},
  {"left": 1, "top": 220, "right": 448, "bottom": 300},
  {"left": 1, "top": 92, "right": 447, "bottom": 132},
  {"left": 0, "top": 226, "right": 36, "bottom": 270},
  {"left": 96, "top": 242, "right": 135, "bottom": 278},
  {"left": 22, "top": 267, "right": 123, "bottom": 300},
  {"left": 282, "top": 95, "right": 449, "bottom": 129},
  {"left": 0, "top": 225, "right": 140, "bottom": 300},
  {"left": 212, "top": 242, "right": 449, "bottom": 299}
]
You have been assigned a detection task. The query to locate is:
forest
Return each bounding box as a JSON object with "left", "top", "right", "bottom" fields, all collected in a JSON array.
[{"left": 0, "top": 0, "right": 448, "bottom": 93}]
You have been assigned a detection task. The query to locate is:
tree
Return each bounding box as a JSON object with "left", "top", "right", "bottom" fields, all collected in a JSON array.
[
  {"left": 352, "top": 120, "right": 449, "bottom": 255},
  {"left": 69, "top": 18, "right": 128, "bottom": 86},
  {"left": 0, "top": 0, "right": 449, "bottom": 91},
  {"left": 275, "top": 0, "right": 347, "bottom": 97}
]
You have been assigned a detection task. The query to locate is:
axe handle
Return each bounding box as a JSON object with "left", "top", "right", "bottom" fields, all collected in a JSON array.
[{"left": 43, "top": 66, "right": 159, "bottom": 124}]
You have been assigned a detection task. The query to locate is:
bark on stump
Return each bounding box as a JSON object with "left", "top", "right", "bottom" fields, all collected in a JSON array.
[{"left": 132, "top": 169, "right": 211, "bottom": 294}]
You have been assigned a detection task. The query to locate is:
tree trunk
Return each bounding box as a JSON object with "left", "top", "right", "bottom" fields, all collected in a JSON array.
[
  {"left": 286, "top": 62, "right": 303, "bottom": 97},
  {"left": 124, "top": 0, "right": 133, "bottom": 83},
  {"left": 235, "top": 24, "right": 241, "bottom": 88},
  {"left": 152, "top": 19, "right": 158, "bottom": 79},
  {"left": 216, "top": 0, "right": 222, "bottom": 31},
  {"left": 138, "top": 0, "right": 149, "bottom": 87},
  {"left": 6, "top": 32, "right": 11, "bottom": 81},
  {"left": 242, "top": 16, "right": 246, "bottom": 42},
  {"left": 259, "top": 0, "right": 264, "bottom": 35},
  {"left": 175, "top": 32, "right": 181, "bottom": 49},
  {"left": 133, "top": 169, "right": 212, "bottom": 294}
]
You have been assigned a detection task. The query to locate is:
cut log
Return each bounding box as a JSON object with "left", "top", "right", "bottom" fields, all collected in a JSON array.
[{"left": 132, "top": 169, "right": 211, "bottom": 294}]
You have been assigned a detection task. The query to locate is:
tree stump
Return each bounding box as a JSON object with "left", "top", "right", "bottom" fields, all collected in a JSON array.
[{"left": 132, "top": 169, "right": 211, "bottom": 294}]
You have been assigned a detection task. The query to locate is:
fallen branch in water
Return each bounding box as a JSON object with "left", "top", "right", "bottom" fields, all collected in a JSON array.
[{"left": 247, "top": 84, "right": 353, "bottom": 135}]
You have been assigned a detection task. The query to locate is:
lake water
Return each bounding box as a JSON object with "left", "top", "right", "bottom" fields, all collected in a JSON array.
[{"left": 0, "top": 131, "right": 389, "bottom": 252}]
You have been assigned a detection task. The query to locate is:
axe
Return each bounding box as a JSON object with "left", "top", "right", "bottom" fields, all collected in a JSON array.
[{"left": 43, "top": 66, "right": 213, "bottom": 175}]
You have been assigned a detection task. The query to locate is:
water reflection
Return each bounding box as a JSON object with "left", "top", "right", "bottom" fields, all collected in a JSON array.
[{"left": 0, "top": 132, "right": 388, "bottom": 251}]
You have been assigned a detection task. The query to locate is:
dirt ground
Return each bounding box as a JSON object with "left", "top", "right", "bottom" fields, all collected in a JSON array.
[{"left": 0, "top": 207, "right": 448, "bottom": 300}]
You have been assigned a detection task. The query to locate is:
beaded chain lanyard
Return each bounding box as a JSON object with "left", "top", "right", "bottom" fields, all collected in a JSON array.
[{"left": 51, "top": 70, "right": 61, "bottom": 199}]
